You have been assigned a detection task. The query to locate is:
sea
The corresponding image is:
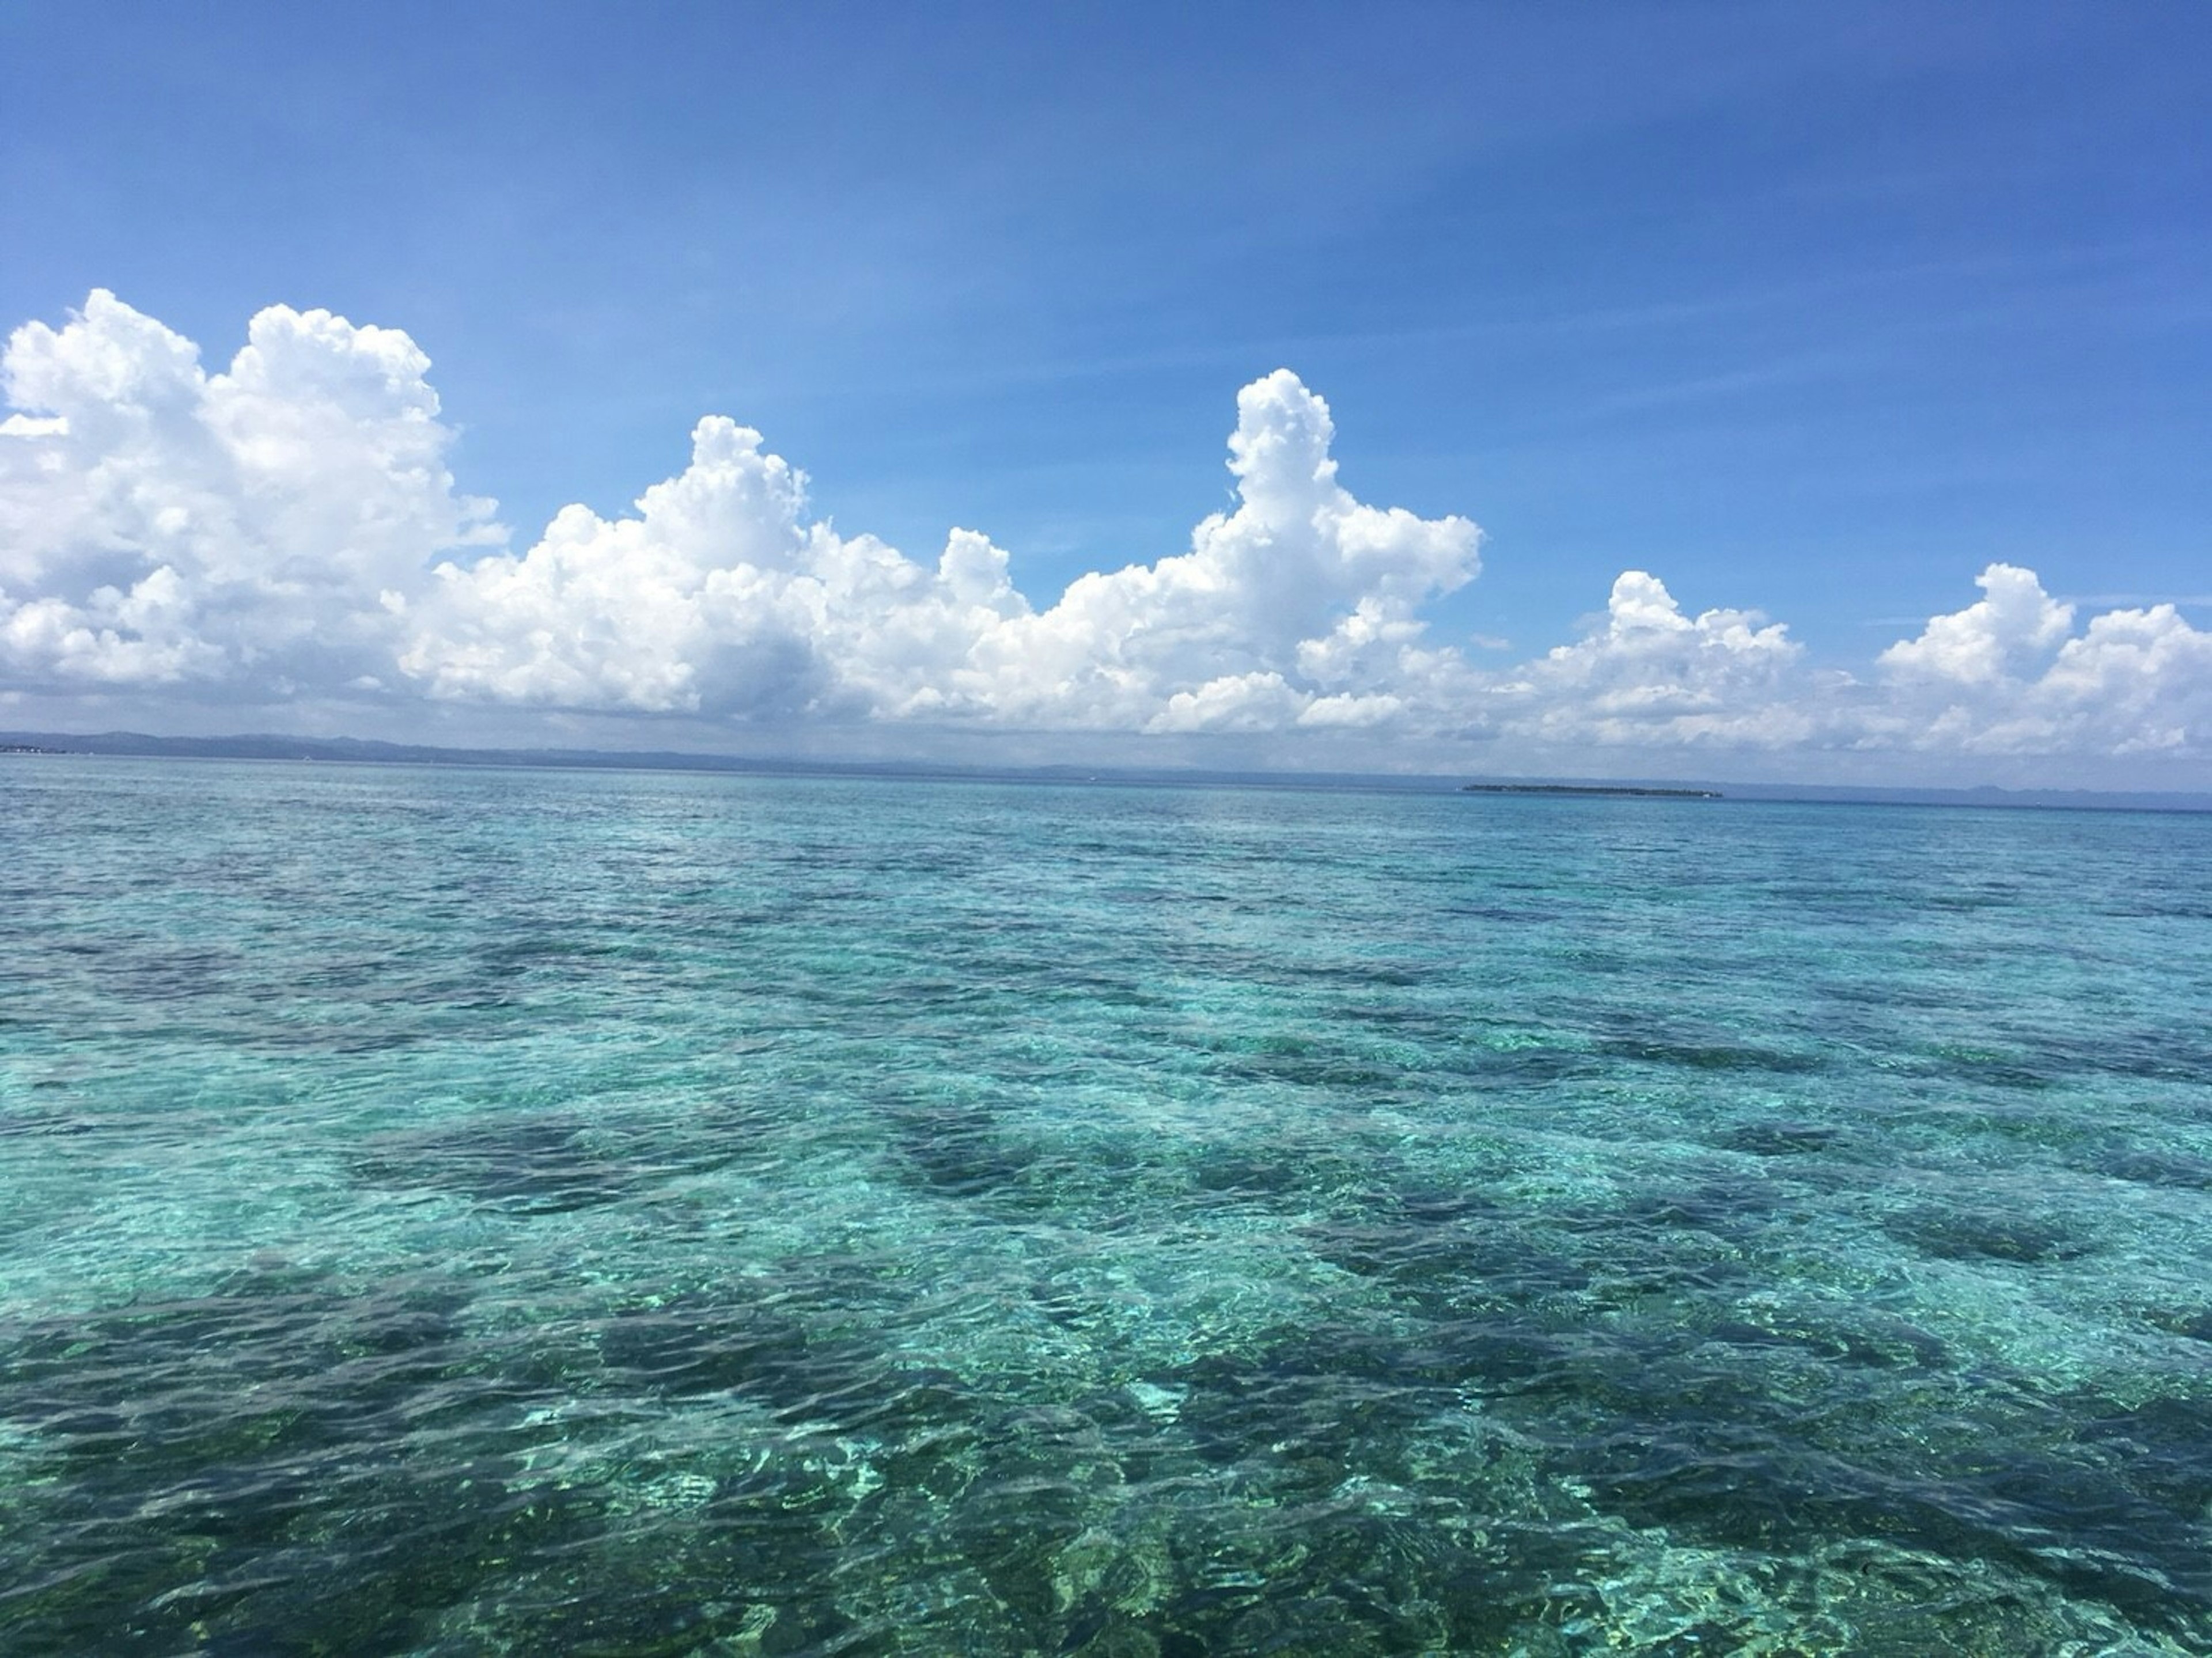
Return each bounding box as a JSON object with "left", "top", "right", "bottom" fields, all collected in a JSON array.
[{"left": 2, "top": 757, "right": 2208, "bottom": 1655}]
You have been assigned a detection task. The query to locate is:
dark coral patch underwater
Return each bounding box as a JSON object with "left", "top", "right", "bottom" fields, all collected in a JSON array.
[{"left": 2, "top": 763, "right": 2209, "bottom": 1652}]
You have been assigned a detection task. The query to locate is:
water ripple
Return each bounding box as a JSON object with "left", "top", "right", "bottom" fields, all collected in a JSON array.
[{"left": 1, "top": 760, "right": 2207, "bottom": 1652}]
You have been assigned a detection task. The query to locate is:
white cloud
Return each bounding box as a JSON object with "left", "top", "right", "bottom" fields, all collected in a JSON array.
[
  {"left": 2, "top": 291, "right": 2207, "bottom": 779},
  {"left": 1147, "top": 671, "right": 1309, "bottom": 734},
  {"left": 0, "top": 290, "right": 500, "bottom": 696},
  {"left": 1870, "top": 564, "right": 2212, "bottom": 757},
  {"left": 1486, "top": 571, "right": 1819, "bottom": 749},
  {"left": 402, "top": 365, "right": 1483, "bottom": 731},
  {"left": 2044, "top": 605, "right": 2212, "bottom": 754},
  {"left": 1878, "top": 561, "right": 2073, "bottom": 685}
]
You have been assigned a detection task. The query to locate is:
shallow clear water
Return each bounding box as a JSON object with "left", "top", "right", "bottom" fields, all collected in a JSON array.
[{"left": 2, "top": 758, "right": 2209, "bottom": 1655}]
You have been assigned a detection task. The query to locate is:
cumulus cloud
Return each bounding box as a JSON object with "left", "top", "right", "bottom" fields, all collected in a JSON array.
[
  {"left": 3, "top": 290, "right": 2209, "bottom": 776},
  {"left": 1485, "top": 571, "right": 1820, "bottom": 749},
  {"left": 0, "top": 290, "right": 500, "bottom": 696},
  {"left": 1872, "top": 564, "right": 2212, "bottom": 757},
  {"left": 1879, "top": 562, "right": 2074, "bottom": 686},
  {"left": 402, "top": 365, "right": 1483, "bottom": 731}
]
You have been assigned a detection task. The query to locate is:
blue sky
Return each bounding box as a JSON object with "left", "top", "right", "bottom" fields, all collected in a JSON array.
[{"left": 2, "top": 3, "right": 2209, "bottom": 781}]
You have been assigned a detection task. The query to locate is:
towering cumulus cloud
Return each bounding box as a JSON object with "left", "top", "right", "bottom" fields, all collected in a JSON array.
[
  {"left": 3, "top": 291, "right": 2209, "bottom": 775},
  {"left": 401, "top": 368, "right": 1482, "bottom": 730}
]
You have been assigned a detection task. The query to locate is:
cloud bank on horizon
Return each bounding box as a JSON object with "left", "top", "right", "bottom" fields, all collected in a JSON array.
[{"left": 3, "top": 291, "right": 2208, "bottom": 776}]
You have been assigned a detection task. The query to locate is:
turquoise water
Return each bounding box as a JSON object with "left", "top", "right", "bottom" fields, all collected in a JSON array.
[{"left": 2, "top": 758, "right": 2209, "bottom": 1655}]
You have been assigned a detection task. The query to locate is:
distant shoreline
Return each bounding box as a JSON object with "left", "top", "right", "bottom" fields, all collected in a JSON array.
[
  {"left": 1461, "top": 783, "right": 1722, "bottom": 800},
  {"left": 4, "top": 730, "right": 2210, "bottom": 813}
]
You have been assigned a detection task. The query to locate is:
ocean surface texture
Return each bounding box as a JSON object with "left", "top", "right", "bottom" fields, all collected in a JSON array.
[{"left": 2, "top": 759, "right": 2209, "bottom": 1656}]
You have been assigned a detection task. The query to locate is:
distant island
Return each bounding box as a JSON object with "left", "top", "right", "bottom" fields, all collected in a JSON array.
[
  {"left": 0, "top": 743, "right": 72, "bottom": 756},
  {"left": 1462, "top": 783, "right": 1722, "bottom": 799}
]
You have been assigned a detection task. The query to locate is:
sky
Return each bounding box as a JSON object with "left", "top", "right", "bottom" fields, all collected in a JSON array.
[{"left": 2, "top": 1, "right": 2209, "bottom": 784}]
